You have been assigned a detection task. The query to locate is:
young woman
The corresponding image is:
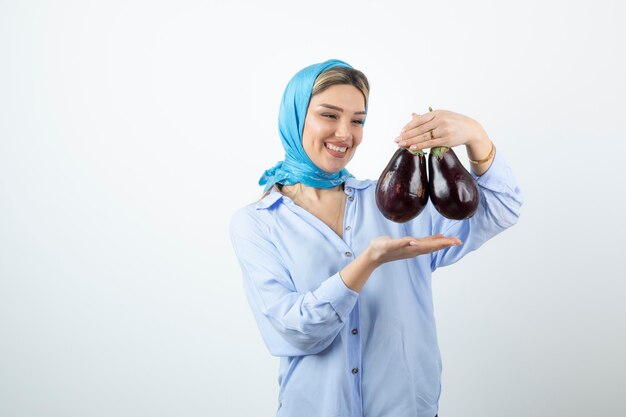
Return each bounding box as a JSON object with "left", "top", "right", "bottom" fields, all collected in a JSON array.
[{"left": 230, "top": 59, "right": 522, "bottom": 417}]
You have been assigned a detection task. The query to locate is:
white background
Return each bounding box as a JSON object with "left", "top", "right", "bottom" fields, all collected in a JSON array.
[{"left": 1, "top": 0, "right": 625, "bottom": 416}]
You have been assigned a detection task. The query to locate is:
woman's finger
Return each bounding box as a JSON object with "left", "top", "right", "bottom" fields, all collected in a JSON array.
[
  {"left": 406, "top": 133, "right": 447, "bottom": 151},
  {"left": 416, "top": 236, "right": 461, "bottom": 246},
  {"left": 401, "top": 118, "right": 438, "bottom": 142},
  {"left": 407, "top": 235, "right": 460, "bottom": 246},
  {"left": 408, "top": 237, "right": 462, "bottom": 251},
  {"left": 397, "top": 131, "right": 429, "bottom": 147},
  {"left": 400, "top": 112, "right": 436, "bottom": 134},
  {"left": 403, "top": 234, "right": 448, "bottom": 243},
  {"left": 408, "top": 141, "right": 439, "bottom": 151}
]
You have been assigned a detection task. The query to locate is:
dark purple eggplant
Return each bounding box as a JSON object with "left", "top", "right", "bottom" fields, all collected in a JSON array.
[
  {"left": 375, "top": 148, "right": 429, "bottom": 223},
  {"left": 428, "top": 146, "right": 479, "bottom": 220}
]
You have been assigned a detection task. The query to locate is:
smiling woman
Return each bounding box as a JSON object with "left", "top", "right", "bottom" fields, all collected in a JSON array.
[{"left": 229, "top": 59, "right": 523, "bottom": 417}]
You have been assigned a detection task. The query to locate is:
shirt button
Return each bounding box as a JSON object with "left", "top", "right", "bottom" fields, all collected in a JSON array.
[
  {"left": 351, "top": 328, "right": 358, "bottom": 335},
  {"left": 345, "top": 225, "right": 351, "bottom": 231},
  {"left": 351, "top": 368, "right": 359, "bottom": 374},
  {"left": 344, "top": 252, "right": 352, "bottom": 257},
  {"left": 348, "top": 196, "right": 354, "bottom": 201},
  {"left": 346, "top": 188, "right": 353, "bottom": 193}
]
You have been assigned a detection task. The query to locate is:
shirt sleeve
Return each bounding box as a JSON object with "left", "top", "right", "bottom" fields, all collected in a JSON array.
[
  {"left": 229, "top": 208, "right": 359, "bottom": 357},
  {"left": 421, "top": 149, "right": 524, "bottom": 270}
]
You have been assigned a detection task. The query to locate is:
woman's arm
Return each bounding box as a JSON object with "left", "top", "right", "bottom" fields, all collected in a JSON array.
[
  {"left": 395, "top": 109, "right": 523, "bottom": 269},
  {"left": 230, "top": 209, "right": 461, "bottom": 356},
  {"left": 427, "top": 150, "right": 523, "bottom": 270},
  {"left": 230, "top": 209, "right": 355, "bottom": 356}
]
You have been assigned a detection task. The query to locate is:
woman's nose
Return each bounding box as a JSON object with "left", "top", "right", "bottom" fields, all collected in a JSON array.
[{"left": 335, "top": 121, "right": 353, "bottom": 141}]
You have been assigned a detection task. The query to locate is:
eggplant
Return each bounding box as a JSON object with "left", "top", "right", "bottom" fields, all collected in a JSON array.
[
  {"left": 428, "top": 146, "right": 479, "bottom": 220},
  {"left": 375, "top": 148, "right": 429, "bottom": 223}
]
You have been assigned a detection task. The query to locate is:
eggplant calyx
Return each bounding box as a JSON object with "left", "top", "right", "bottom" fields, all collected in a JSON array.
[
  {"left": 430, "top": 146, "right": 449, "bottom": 159},
  {"left": 408, "top": 148, "right": 425, "bottom": 156}
]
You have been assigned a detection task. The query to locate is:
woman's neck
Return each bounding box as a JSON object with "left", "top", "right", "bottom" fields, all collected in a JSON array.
[
  {"left": 280, "top": 182, "right": 346, "bottom": 238},
  {"left": 281, "top": 183, "right": 344, "bottom": 202}
]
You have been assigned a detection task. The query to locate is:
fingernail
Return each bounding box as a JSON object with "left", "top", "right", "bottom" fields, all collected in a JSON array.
[
  {"left": 394, "top": 136, "right": 400, "bottom": 143},
  {"left": 409, "top": 241, "right": 418, "bottom": 246},
  {"left": 399, "top": 141, "right": 406, "bottom": 147},
  {"left": 412, "top": 112, "right": 418, "bottom": 117},
  {"left": 410, "top": 145, "right": 418, "bottom": 150}
]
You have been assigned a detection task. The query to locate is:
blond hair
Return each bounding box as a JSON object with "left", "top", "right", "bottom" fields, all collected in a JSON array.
[{"left": 311, "top": 66, "right": 370, "bottom": 108}]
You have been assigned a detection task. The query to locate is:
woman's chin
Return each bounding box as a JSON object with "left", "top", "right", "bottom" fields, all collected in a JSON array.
[
  {"left": 318, "top": 164, "right": 346, "bottom": 174},
  {"left": 319, "top": 155, "right": 353, "bottom": 173}
]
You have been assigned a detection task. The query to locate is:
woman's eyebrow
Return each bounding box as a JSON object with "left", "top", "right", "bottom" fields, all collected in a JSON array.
[{"left": 319, "top": 103, "right": 367, "bottom": 115}]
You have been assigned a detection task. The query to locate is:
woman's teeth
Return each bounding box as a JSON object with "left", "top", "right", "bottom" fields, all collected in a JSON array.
[{"left": 326, "top": 143, "right": 347, "bottom": 153}]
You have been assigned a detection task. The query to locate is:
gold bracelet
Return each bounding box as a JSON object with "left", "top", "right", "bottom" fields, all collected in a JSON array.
[{"left": 469, "top": 142, "right": 495, "bottom": 165}]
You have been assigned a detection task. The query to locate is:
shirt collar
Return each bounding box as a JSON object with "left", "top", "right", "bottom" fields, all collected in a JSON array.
[
  {"left": 344, "top": 177, "right": 373, "bottom": 191},
  {"left": 255, "top": 187, "right": 284, "bottom": 210}
]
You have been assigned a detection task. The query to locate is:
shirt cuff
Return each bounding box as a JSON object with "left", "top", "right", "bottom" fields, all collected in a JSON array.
[{"left": 313, "top": 272, "right": 359, "bottom": 323}]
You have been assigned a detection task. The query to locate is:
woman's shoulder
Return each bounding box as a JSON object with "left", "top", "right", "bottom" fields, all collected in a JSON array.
[
  {"left": 230, "top": 190, "right": 283, "bottom": 237},
  {"left": 230, "top": 205, "right": 267, "bottom": 243}
]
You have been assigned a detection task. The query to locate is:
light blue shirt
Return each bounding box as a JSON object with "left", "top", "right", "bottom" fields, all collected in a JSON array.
[{"left": 230, "top": 151, "right": 523, "bottom": 417}]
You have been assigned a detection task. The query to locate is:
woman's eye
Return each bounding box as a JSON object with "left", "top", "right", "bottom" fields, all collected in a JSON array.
[
  {"left": 322, "top": 114, "right": 337, "bottom": 119},
  {"left": 353, "top": 119, "right": 365, "bottom": 125}
]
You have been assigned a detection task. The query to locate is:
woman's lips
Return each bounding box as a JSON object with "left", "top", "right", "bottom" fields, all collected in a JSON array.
[{"left": 325, "top": 143, "right": 348, "bottom": 158}]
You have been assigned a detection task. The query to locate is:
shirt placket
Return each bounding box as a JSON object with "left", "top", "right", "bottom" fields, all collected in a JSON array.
[{"left": 343, "top": 186, "right": 363, "bottom": 417}]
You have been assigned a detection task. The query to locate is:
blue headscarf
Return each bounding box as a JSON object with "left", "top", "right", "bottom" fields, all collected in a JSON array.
[{"left": 258, "top": 59, "right": 360, "bottom": 191}]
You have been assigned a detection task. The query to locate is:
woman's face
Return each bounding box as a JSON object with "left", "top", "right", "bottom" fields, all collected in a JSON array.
[{"left": 302, "top": 84, "right": 366, "bottom": 173}]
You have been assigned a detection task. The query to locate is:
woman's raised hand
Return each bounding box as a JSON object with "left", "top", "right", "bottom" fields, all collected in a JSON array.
[{"left": 395, "top": 109, "right": 489, "bottom": 153}]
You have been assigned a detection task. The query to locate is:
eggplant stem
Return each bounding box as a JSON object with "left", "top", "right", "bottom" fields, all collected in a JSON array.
[
  {"left": 408, "top": 148, "right": 425, "bottom": 156},
  {"left": 430, "top": 146, "right": 448, "bottom": 159}
]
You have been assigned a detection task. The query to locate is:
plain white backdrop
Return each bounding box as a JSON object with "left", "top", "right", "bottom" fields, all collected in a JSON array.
[{"left": 1, "top": 0, "right": 625, "bottom": 416}]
